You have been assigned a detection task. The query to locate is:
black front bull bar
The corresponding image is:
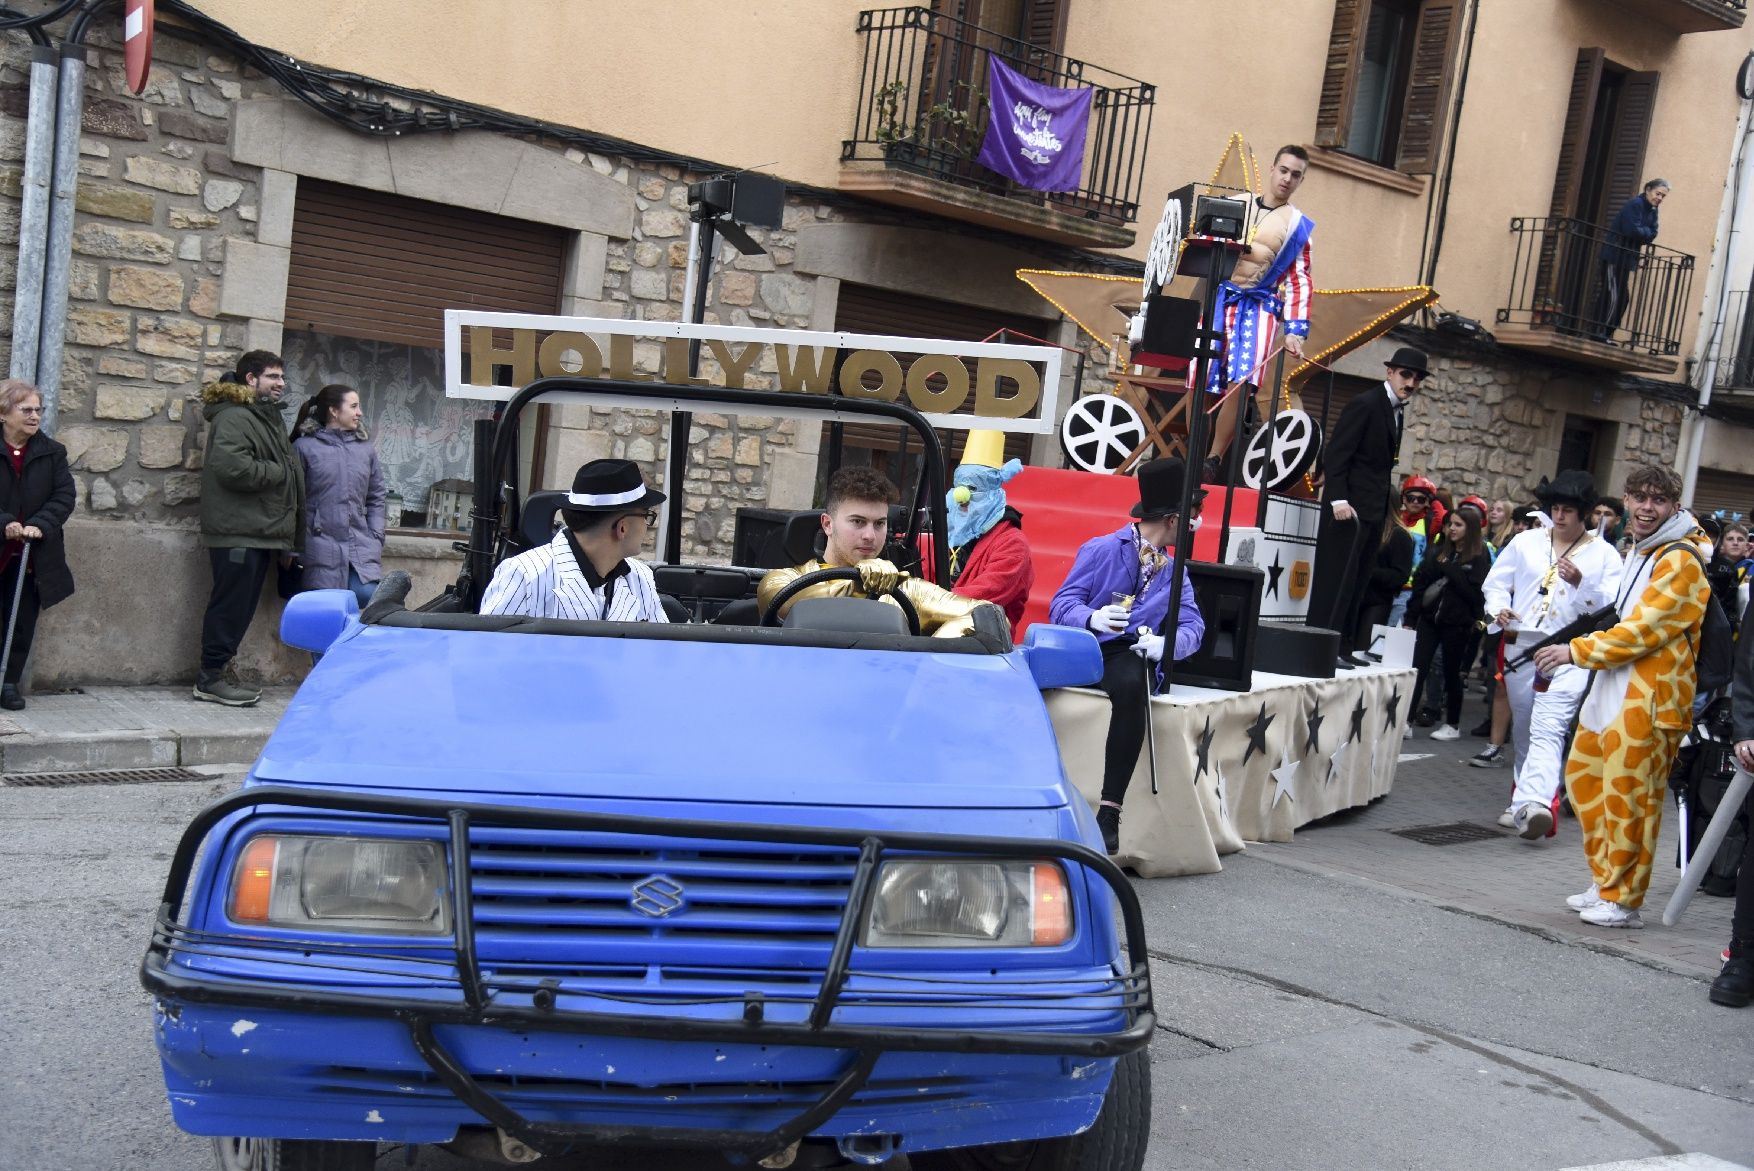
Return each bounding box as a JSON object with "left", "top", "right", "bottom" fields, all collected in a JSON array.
[{"left": 142, "top": 787, "right": 1155, "bottom": 1161}]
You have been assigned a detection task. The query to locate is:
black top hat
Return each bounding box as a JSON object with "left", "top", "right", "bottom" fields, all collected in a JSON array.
[
  {"left": 1534, "top": 469, "right": 1596, "bottom": 513},
  {"left": 563, "top": 458, "right": 666, "bottom": 513},
  {"left": 1384, "top": 346, "right": 1431, "bottom": 377},
  {"left": 1130, "top": 457, "right": 1208, "bottom": 519}
]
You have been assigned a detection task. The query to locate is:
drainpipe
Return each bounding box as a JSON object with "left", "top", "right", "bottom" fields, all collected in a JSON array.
[
  {"left": 1680, "top": 57, "right": 1754, "bottom": 504},
  {"left": 7, "top": 44, "right": 59, "bottom": 384},
  {"left": 35, "top": 37, "right": 88, "bottom": 435}
]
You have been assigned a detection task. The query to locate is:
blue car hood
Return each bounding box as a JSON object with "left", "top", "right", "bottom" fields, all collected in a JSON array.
[{"left": 256, "top": 625, "right": 1072, "bottom": 810}]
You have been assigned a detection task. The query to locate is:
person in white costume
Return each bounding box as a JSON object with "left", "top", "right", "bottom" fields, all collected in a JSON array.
[{"left": 1481, "top": 470, "right": 1622, "bottom": 840}]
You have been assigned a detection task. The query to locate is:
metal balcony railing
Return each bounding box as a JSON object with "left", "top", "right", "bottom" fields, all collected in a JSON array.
[
  {"left": 1710, "top": 289, "right": 1754, "bottom": 392},
  {"left": 842, "top": 6, "right": 1154, "bottom": 225},
  {"left": 1497, "top": 216, "right": 1695, "bottom": 356}
]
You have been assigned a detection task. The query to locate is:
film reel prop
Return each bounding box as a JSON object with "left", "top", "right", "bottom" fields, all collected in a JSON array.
[
  {"left": 1060, "top": 394, "right": 1148, "bottom": 474},
  {"left": 1241, "top": 409, "right": 1322, "bottom": 491}
]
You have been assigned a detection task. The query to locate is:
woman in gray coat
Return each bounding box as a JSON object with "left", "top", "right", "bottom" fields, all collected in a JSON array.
[{"left": 291, "top": 384, "right": 386, "bottom": 608}]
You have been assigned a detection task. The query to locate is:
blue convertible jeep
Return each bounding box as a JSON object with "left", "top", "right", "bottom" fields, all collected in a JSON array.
[{"left": 143, "top": 380, "right": 1154, "bottom": 1170}]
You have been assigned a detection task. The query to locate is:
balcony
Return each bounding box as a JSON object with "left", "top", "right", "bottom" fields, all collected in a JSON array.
[
  {"left": 1710, "top": 290, "right": 1754, "bottom": 395},
  {"left": 840, "top": 6, "right": 1153, "bottom": 249},
  {"left": 1610, "top": 0, "right": 1745, "bottom": 33},
  {"left": 1494, "top": 216, "right": 1694, "bottom": 376}
]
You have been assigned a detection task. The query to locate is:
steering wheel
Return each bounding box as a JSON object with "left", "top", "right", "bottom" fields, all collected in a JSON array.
[{"left": 759, "top": 566, "right": 922, "bottom": 635}]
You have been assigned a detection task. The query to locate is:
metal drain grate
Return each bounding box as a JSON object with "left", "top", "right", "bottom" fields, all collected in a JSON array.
[
  {"left": 2, "top": 766, "right": 207, "bottom": 788},
  {"left": 1388, "top": 821, "right": 1508, "bottom": 846}
]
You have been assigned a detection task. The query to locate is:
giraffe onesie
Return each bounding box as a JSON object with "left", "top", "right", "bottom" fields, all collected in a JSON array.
[{"left": 1564, "top": 512, "right": 1709, "bottom": 911}]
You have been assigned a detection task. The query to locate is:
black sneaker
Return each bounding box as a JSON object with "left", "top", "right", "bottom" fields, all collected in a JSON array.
[
  {"left": 1411, "top": 711, "right": 1437, "bottom": 728},
  {"left": 0, "top": 684, "right": 22, "bottom": 711},
  {"left": 1469, "top": 744, "right": 1505, "bottom": 768},
  {"left": 193, "top": 668, "right": 261, "bottom": 707},
  {"left": 1095, "top": 806, "right": 1121, "bottom": 854},
  {"left": 1469, "top": 719, "right": 1492, "bottom": 737},
  {"left": 1710, "top": 954, "right": 1753, "bottom": 1007}
]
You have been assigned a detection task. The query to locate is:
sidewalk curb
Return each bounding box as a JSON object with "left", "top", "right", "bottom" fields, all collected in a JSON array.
[{"left": 0, "top": 727, "right": 270, "bottom": 774}]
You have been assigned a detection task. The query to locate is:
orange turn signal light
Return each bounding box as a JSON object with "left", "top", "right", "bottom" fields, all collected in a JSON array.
[
  {"left": 1031, "top": 862, "right": 1072, "bottom": 946},
  {"left": 231, "top": 836, "right": 279, "bottom": 923}
]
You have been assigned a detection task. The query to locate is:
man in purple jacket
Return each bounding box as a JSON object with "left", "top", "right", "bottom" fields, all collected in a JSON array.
[{"left": 1050, "top": 457, "right": 1206, "bottom": 852}]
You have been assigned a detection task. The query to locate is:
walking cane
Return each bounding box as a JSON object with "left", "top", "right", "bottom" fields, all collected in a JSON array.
[
  {"left": 1139, "top": 625, "right": 1160, "bottom": 796},
  {"left": 0, "top": 539, "right": 32, "bottom": 692},
  {"left": 1661, "top": 762, "right": 1752, "bottom": 927}
]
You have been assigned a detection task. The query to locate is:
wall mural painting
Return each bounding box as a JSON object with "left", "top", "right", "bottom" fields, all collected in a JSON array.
[{"left": 281, "top": 330, "right": 487, "bottom": 524}]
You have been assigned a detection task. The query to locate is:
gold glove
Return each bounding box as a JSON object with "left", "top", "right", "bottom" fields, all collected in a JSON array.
[{"left": 856, "top": 558, "right": 903, "bottom": 597}]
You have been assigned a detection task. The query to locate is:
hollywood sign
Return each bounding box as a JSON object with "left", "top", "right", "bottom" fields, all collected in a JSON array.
[{"left": 443, "top": 312, "right": 1063, "bottom": 433}]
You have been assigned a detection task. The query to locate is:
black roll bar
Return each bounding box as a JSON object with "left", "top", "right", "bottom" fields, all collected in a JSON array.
[{"left": 467, "top": 378, "right": 954, "bottom": 610}]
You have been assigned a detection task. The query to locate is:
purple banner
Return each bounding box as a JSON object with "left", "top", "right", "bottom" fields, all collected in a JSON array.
[{"left": 975, "top": 56, "right": 1092, "bottom": 194}]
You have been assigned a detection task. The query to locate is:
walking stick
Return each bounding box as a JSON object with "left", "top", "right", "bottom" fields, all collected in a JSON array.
[
  {"left": 0, "top": 539, "right": 32, "bottom": 691},
  {"left": 1139, "top": 625, "right": 1160, "bottom": 796},
  {"left": 1661, "top": 763, "right": 1752, "bottom": 927}
]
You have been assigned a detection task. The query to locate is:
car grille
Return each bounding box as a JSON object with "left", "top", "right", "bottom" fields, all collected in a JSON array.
[{"left": 466, "top": 826, "right": 860, "bottom": 982}]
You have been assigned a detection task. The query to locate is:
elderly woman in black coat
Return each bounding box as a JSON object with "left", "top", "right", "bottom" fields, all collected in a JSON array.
[{"left": 0, "top": 379, "right": 76, "bottom": 709}]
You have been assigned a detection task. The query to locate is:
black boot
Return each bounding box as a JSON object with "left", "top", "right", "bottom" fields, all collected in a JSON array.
[
  {"left": 1095, "top": 805, "right": 1121, "bottom": 854},
  {"left": 1711, "top": 950, "right": 1754, "bottom": 1007},
  {"left": 0, "top": 684, "right": 23, "bottom": 711}
]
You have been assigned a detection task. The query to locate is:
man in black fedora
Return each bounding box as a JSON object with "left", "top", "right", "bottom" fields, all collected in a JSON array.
[
  {"left": 1307, "top": 345, "right": 1430, "bottom": 668},
  {"left": 480, "top": 459, "right": 669, "bottom": 621},
  {"left": 1049, "top": 457, "right": 1207, "bottom": 852}
]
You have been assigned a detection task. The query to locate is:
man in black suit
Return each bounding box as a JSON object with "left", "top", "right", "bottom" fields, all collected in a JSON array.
[{"left": 1307, "top": 345, "right": 1429, "bottom": 668}]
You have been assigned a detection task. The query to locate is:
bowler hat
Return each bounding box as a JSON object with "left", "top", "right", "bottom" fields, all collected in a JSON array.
[
  {"left": 1384, "top": 346, "right": 1431, "bottom": 377},
  {"left": 1534, "top": 469, "right": 1595, "bottom": 513},
  {"left": 562, "top": 458, "right": 666, "bottom": 513},
  {"left": 1130, "top": 457, "right": 1208, "bottom": 519}
]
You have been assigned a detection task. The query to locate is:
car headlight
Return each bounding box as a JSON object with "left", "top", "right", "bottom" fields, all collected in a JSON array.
[
  {"left": 863, "top": 859, "right": 1072, "bottom": 948},
  {"left": 229, "top": 834, "right": 449, "bottom": 935}
]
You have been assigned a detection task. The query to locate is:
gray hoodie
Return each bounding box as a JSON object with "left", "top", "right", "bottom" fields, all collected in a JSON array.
[{"left": 293, "top": 427, "right": 386, "bottom": 589}]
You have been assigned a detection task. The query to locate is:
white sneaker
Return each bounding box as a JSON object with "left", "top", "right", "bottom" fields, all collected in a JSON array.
[
  {"left": 1565, "top": 884, "right": 1603, "bottom": 911},
  {"left": 1513, "top": 803, "right": 1553, "bottom": 840},
  {"left": 1579, "top": 901, "right": 1643, "bottom": 929},
  {"left": 1403, "top": 724, "right": 1412, "bottom": 740},
  {"left": 1430, "top": 725, "right": 1460, "bottom": 741},
  {"left": 1497, "top": 808, "right": 1517, "bottom": 829}
]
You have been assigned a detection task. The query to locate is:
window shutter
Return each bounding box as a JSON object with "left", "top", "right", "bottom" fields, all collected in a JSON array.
[
  {"left": 284, "top": 179, "right": 566, "bottom": 350},
  {"left": 1393, "top": 0, "right": 1461, "bottom": 173},
  {"left": 1604, "top": 70, "right": 1660, "bottom": 212},
  {"left": 1547, "top": 49, "right": 1605, "bottom": 224},
  {"left": 1689, "top": 468, "right": 1754, "bottom": 520},
  {"left": 1314, "top": 0, "right": 1371, "bottom": 149},
  {"left": 1021, "top": 0, "right": 1066, "bottom": 52}
]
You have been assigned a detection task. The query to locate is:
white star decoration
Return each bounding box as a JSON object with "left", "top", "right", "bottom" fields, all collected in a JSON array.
[
  {"left": 1326, "top": 737, "right": 1351, "bottom": 786},
  {"left": 1271, "top": 744, "right": 1298, "bottom": 808}
]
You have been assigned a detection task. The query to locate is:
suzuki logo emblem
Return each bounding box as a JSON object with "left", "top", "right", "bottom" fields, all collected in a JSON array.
[{"left": 630, "top": 875, "right": 685, "bottom": 918}]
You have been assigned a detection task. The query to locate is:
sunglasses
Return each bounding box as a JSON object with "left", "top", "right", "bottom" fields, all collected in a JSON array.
[
  {"left": 1402, "top": 492, "right": 1431, "bottom": 504},
  {"left": 622, "top": 509, "right": 658, "bottom": 526}
]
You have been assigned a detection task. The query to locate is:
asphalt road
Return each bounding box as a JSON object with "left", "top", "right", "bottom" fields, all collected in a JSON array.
[{"left": 2, "top": 771, "right": 1749, "bottom": 1171}]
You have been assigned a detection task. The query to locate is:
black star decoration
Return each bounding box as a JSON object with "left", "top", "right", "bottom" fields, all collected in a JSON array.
[
  {"left": 1195, "top": 715, "right": 1215, "bottom": 780},
  {"left": 1347, "top": 695, "right": 1367, "bottom": 744},
  {"left": 1266, "top": 550, "right": 1285, "bottom": 599},
  {"left": 1243, "top": 702, "right": 1275, "bottom": 765},
  {"left": 1304, "top": 700, "right": 1325, "bottom": 755},
  {"left": 1382, "top": 686, "right": 1403, "bottom": 735}
]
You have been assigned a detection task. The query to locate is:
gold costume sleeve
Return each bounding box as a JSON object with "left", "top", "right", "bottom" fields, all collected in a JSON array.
[{"left": 756, "top": 560, "right": 993, "bottom": 638}]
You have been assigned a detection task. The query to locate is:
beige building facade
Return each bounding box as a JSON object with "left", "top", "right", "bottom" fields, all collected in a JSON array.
[{"left": 2, "top": 0, "right": 1752, "bottom": 684}]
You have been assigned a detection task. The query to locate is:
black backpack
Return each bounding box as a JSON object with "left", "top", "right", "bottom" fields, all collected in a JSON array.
[{"left": 1660, "top": 541, "right": 1733, "bottom": 694}]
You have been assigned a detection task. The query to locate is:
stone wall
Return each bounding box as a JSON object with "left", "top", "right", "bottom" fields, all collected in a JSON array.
[{"left": 1400, "top": 349, "right": 1683, "bottom": 502}]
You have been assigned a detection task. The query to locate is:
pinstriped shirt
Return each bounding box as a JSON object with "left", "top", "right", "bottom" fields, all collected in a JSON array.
[{"left": 479, "top": 529, "right": 667, "bottom": 622}]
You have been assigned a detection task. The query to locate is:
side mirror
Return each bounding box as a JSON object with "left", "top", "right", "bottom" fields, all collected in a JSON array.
[
  {"left": 280, "top": 589, "right": 359, "bottom": 653},
  {"left": 1021, "top": 624, "right": 1103, "bottom": 690}
]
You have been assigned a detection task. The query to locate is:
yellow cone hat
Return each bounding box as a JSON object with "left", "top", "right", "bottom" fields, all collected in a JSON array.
[{"left": 960, "top": 429, "right": 1007, "bottom": 470}]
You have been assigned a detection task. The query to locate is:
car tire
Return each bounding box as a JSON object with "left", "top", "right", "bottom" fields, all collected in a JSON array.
[
  {"left": 212, "top": 1137, "right": 378, "bottom": 1171},
  {"left": 907, "top": 1046, "right": 1150, "bottom": 1171}
]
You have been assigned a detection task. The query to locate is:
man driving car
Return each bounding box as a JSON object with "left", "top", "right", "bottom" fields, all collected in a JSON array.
[{"left": 757, "top": 466, "right": 995, "bottom": 638}]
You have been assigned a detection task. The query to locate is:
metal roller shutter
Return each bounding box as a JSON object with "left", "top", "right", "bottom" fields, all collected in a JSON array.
[
  {"left": 1690, "top": 468, "right": 1754, "bottom": 520},
  {"left": 829, "top": 282, "right": 1053, "bottom": 468},
  {"left": 284, "top": 178, "right": 566, "bottom": 350}
]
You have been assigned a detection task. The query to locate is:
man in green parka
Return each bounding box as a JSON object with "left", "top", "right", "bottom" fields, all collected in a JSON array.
[{"left": 194, "top": 350, "right": 304, "bottom": 705}]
